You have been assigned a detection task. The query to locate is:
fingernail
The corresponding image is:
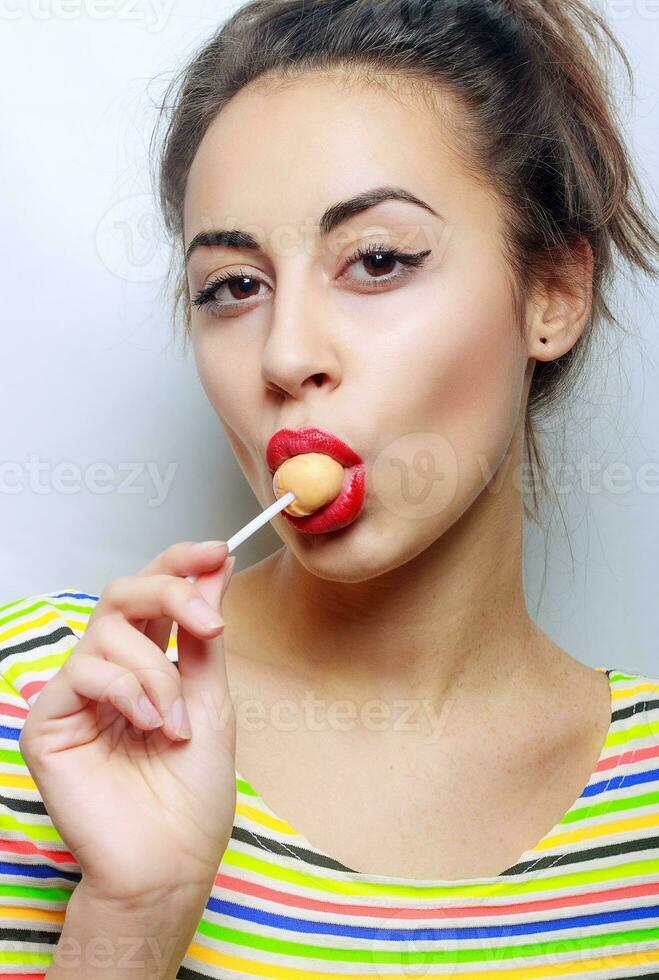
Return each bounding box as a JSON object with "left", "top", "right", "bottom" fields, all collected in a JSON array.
[
  {"left": 197, "top": 540, "right": 228, "bottom": 552},
  {"left": 171, "top": 697, "right": 192, "bottom": 740},
  {"left": 138, "top": 694, "right": 165, "bottom": 727},
  {"left": 188, "top": 597, "right": 223, "bottom": 630}
]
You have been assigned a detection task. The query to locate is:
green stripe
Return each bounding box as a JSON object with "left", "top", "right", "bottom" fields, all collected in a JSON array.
[
  {"left": 0, "top": 884, "right": 74, "bottom": 901},
  {"left": 0, "top": 813, "right": 64, "bottom": 842},
  {"left": 607, "top": 720, "right": 659, "bottom": 747},
  {"left": 0, "top": 747, "right": 27, "bottom": 766},
  {"left": 0, "top": 598, "right": 49, "bottom": 628},
  {"left": 0, "top": 597, "right": 94, "bottom": 630},
  {"left": 236, "top": 777, "right": 258, "bottom": 796},
  {"left": 561, "top": 789, "right": 659, "bottom": 825},
  {"left": 194, "top": 919, "right": 659, "bottom": 965},
  {"left": 0, "top": 951, "right": 53, "bottom": 966},
  {"left": 44, "top": 599, "right": 95, "bottom": 618},
  {"left": 0, "top": 595, "right": 30, "bottom": 615},
  {"left": 222, "top": 845, "right": 659, "bottom": 899}
]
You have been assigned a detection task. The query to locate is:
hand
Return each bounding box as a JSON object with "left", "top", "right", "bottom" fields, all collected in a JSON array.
[{"left": 19, "top": 541, "right": 238, "bottom": 907}]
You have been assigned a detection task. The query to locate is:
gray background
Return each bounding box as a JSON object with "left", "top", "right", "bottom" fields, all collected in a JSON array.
[{"left": 1, "top": 0, "right": 657, "bottom": 676}]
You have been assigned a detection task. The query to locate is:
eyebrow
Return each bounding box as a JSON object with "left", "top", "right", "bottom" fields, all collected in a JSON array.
[{"left": 184, "top": 185, "right": 442, "bottom": 266}]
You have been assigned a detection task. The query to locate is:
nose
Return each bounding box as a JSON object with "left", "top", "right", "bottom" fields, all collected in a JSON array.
[{"left": 260, "top": 262, "right": 341, "bottom": 400}]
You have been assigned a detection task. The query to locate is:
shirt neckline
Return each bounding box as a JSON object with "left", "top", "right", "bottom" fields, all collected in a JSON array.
[{"left": 234, "top": 666, "right": 616, "bottom": 888}]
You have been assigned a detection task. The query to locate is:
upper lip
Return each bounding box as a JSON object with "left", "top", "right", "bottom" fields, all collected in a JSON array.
[{"left": 266, "top": 425, "right": 363, "bottom": 474}]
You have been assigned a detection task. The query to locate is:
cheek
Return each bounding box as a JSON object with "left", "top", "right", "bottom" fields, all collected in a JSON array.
[
  {"left": 379, "top": 271, "right": 526, "bottom": 480},
  {"left": 192, "top": 335, "right": 225, "bottom": 414},
  {"left": 192, "top": 333, "right": 254, "bottom": 436},
  {"left": 192, "top": 333, "right": 268, "bottom": 483}
]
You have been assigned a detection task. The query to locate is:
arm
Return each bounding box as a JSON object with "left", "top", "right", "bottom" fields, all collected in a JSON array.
[{"left": 45, "top": 879, "right": 214, "bottom": 980}]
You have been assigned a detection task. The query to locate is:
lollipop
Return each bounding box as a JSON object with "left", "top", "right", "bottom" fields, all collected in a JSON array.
[
  {"left": 272, "top": 452, "right": 345, "bottom": 516},
  {"left": 186, "top": 452, "right": 349, "bottom": 585}
]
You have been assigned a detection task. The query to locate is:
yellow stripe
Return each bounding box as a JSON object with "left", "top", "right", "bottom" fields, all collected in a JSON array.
[
  {"left": 0, "top": 610, "right": 87, "bottom": 645},
  {"left": 235, "top": 801, "right": 298, "bottom": 835},
  {"left": 611, "top": 680, "right": 659, "bottom": 699},
  {"left": 0, "top": 773, "right": 38, "bottom": 790},
  {"left": 3, "top": 652, "right": 72, "bottom": 690},
  {"left": 530, "top": 811, "right": 659, "bottom": 851},
  {"left": 0, "top": 675, "right": 21, "bottom": 699},
  {"left": 0, "top": 905, "right": 65, "bottom": 924}
]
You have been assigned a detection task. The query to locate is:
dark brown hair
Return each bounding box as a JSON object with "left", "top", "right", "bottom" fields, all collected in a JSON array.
[{"left": 150, "top": 0, "right": 659, "bottom": 525}]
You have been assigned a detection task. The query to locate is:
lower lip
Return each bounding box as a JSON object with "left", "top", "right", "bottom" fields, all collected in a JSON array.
[{"left": 279, "top": 463, "right": 366, "bottom": 534}]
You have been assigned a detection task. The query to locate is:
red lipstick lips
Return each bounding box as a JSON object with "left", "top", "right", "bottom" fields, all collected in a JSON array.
[{"left": 266, "top": 426, "right": 366, "bottom": 533}]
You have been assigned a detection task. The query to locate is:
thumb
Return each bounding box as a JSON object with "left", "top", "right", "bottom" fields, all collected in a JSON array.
[{"left": 176, "top": 555, "right": 236, "bottom": 695}]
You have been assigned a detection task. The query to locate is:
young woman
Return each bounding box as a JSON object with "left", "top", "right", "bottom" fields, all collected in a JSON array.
[{"left": 2, "top": 0, "right": 658, "bottom": 977}]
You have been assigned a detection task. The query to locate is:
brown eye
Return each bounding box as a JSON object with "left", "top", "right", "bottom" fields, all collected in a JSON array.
[
  {"left": 340, "top": 242, "right": 432, "bottom": 290},
  {"left": 362, "top": 251, "right": 397, "bottom": 278},
  {"left": 226, "top": 276, "right": 260, "bottom": 300}
]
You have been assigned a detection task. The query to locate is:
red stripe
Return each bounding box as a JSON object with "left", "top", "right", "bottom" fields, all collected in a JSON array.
[
  {"left": 215, "top": 872, "right": 659, "bottom": 919},
  {"left": 19, "top": 680, "right": 48, "bottom": 703},
  {"left": 0, "top": 837, "right": 76, "bottom": 865},
  {"left": 0, "top": 701, "right": 29, "bottom": 719},
  {"left": 597, "top": 742, "right": 659, "bottom": 771},
  {"left": 0, "top": 974, "right": 45, "bottom": 979}
]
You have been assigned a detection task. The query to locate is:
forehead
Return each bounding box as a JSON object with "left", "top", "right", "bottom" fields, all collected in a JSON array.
[{"left": 183, "top": 71, "right": 487, "bottom": 241}]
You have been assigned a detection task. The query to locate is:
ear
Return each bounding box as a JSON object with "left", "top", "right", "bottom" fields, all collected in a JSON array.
[{"left": 526, "top": 238, "right": 594, "bottom": 360}]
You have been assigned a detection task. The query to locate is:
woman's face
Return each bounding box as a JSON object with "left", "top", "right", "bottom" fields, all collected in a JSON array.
[{"left": 183, "top": 71, "right": 534, "bottom": 581}]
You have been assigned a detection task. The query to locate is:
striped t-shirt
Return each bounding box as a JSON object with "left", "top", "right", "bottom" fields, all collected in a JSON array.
[{"left": 1, "top": 588, "right": 658, "bottom": 979}]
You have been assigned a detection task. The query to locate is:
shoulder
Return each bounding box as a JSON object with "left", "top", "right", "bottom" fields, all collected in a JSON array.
[
  {"left": 607, "top": 666, "right": 659, "bottom": 725},
  {"left": 604, "top": 666, "right": 659, "bottom": 779},
  {"left": 0, "top": 588, "right": 100, "bottom": 706},
  {"left": 0, "top": 590, "right": 97, "bottom": 951}
]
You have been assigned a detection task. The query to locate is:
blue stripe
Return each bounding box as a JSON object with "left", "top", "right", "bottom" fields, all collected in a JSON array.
[
  {"left": 49, "top": 592, "right": 99, "bottom": 601},
  {"left": 583, "top": 767, "right": 659, "bottom": 797},
  {"left": 0, "top": 860, "right": 81, "bottom": 883},
  {"left": 206, "top": 897, "right": 659, "bottom": 941}
]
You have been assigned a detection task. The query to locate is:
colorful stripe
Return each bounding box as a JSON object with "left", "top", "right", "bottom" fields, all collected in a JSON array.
[{"left": 0, "top": 591, "right": 657, "bottom": 978}]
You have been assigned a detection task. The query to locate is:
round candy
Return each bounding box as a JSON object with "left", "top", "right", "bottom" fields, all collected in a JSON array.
[{"left": 273, "top": 453, "right": 345, "bottom": 516}]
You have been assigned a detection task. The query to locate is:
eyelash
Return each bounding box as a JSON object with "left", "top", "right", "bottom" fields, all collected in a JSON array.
[{"left": 192, "top": 242, "right": 433, "bottom": 316}]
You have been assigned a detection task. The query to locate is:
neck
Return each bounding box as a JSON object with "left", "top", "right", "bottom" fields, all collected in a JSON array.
[{"left": 252, "top": 440, "right": 558, "bottom": 716}]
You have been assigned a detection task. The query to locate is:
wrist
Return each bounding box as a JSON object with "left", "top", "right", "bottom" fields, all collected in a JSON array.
[
  {"left": 77, "top": 874, "right": 216, "bottom": 914},
  {"left": 47, "top": 878, "right": 213, "bottom": 979}
]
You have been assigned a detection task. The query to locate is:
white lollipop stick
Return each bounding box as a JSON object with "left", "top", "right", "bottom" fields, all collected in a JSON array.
[{"left": 186, "top": 490, "right": 295, "bottom": 585}]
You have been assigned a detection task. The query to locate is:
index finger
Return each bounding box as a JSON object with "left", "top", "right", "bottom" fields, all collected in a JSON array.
[
  {"left": 137, "top": 540, "right": 229, "bottom": 579},
  {"left": 132, "top": 540, "right": 229, "bottom": 639}
]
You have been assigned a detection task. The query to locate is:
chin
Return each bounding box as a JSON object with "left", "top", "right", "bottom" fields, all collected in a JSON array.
[{"left": 277, "top": 509, "right": 436, "bottom": 585}]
